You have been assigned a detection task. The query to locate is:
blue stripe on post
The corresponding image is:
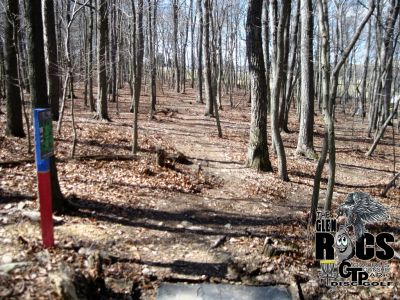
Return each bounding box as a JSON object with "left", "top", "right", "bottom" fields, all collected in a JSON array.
[{"left": 33, "top": 108, "right": 53, "bottom": 173}]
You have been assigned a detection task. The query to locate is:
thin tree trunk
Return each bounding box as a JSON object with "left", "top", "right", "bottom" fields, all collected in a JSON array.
[
  {"left": 43, "top": 0, "right": 60, "bottom": 121},
  {"left": 172, "top": 0, "right": 180, "bottom": 93},
  {"left": 366, "top": 97, "right": 400, "bottom": 157},
  {"left": 96, "top": 0, "right": 109, "bottom": 120},
  {"left": 149, "top": 0, "right": 157, "bottom": 118},
  {"left": 132, "top": 0, "right": 144, "bottom": 154},
  {"left": 196, "top": 0, "right": 203, "bottom": 103},
  {"left": 203, "top": 0, "right": 214, "bottom": 116},
  {"left": 296, "top": 0, "right": 315, "bottom": 158},
  {"left": 271, "top": 0, "right": 290, "bottom": 181},
  {"left": 88, "top": 0, "right": 95, "bottom": 112},
  {"left": 359, "top": 19, "right": 372, "bottom": 121},
  {"left": 5, "top": 0, "right": 24, "bottom": 137}
]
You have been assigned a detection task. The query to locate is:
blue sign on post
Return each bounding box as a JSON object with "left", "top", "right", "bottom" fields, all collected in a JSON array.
[{"left": 33, "top": 109, "right": 54, "bottom": 172}]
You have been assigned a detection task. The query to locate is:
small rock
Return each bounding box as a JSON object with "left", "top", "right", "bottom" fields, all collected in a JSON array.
[
  {"left": 0, "top": 262, "right": 30, "bottom": 273},
  {"left": 50, "top": 269, "right": 79, "bottom": 300},
  {"left": 4, "top": 204, "right": 12, "bottom": 210},
  {"left": 53, "top": 216, "right": 63, "bottom": 225},
  {"left": 224, "top": 223, "right": 232, "bottom": 229},
  {"left": 158, "top": 222, "right": 164, "bottom": 226},
  {"left": 35, "top": 251, "right": 50, "bottom": 264},
  {"left": 142, "top": 267, "right": 153, "bottom": 277},
  {"left": 78, "top": 248, "right": 87, "bottom": 255},
  {"left": 3, "top": 238, "right": 12, "bottom": 244},
  {"left": 188, "top": 226, "right": 204, "bottom": 231},
  {"left": 266, "top": 265, "right": 275, "bottom": 273},
  {"left": 308, "top": 279, "right": 319, "bottom": 288},
  {"left": 181, "top": 221, "right": 192, "bottom": 228},
  {"left": 17, "top": 202, "right": 26, "bottom": 210},
  {"left": 1, "top": 254, "right": 13, "bottom": 264}
]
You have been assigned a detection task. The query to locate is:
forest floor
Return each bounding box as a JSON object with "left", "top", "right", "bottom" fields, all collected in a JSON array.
[{"left": 1, "top": 85, "right": 400, "bottom": 299}]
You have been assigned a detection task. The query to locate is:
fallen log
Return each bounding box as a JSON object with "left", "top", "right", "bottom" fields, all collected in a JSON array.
[
  {"left": 0, "top": 155, "right": 138, "bottom": 168},
  {"left": 381, "top": 172, "right": 400, "bottom": 197},
  {"left": 366, "top": 97, "right": 400, "bottom": 157}
]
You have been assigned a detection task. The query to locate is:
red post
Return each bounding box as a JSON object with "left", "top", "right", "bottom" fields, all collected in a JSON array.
[
  {"left": 37, "top": 172, "right": 54, "bottom": 248},
  {"left": 34, "top": 109, "right": 55, "bottom": 248}
]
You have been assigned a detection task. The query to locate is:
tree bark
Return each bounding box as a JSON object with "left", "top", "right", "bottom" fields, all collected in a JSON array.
[
  {"left": 366, "top": 97, "right": 400, "bottom": 157},
  {"left": 296, "top": 0, "right": 315, "bottom": 158},
  {"left": 88, "top": 0, "right": 95, "bottom": 112},
  {"left": 96, "top": 0, "right": 109, "bottom": 120},
  {"left": 172, "top": 0, "right": 180, "bottom": 93},
  {"left": 149, "top": 0, "right": 157, "bottom": 117},
  {"left": 311, "top": 0, "right": 375, "bottom": 221},
  {"left": 5, "top": 0, "right": 25, "bottom": 137},
  {"left": 42, "top": 0, "right": 60, "bottom": 121},
  {"left": 203, "top": 0, "right": 214, "bottom": 116},
  {"left": 246, "top": 0, "right": 273, "bottom": 172},
  {"left": 196, "top": 0, "right": 203, "bottom": 103},
  {"left": 132, "top": 0, "right": 144, "bottom": 154},
  {"left": 25, "top": 0, "right": 64, "bottom": 213},
  {"left": 270, "top": 0, "right": 290, "bottom": 181}
]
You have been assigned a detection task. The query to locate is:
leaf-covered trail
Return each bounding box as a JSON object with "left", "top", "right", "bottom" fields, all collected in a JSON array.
[{"left": 0, "top": 86, "right": 399, "bottom": 299}]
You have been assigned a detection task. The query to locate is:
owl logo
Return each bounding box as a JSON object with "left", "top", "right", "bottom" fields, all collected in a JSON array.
[{"left": 335, "top": 227, "right": 355, "bottom": 262}]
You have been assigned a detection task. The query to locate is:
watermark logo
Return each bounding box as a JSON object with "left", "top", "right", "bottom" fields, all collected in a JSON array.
[{"left": 315, "top": 192, "right": 395, "bottom": 287}]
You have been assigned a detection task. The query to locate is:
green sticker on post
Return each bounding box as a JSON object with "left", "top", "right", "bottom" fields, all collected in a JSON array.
[{"left": 38, "top": 110, "right": 54, "bottom": 159}]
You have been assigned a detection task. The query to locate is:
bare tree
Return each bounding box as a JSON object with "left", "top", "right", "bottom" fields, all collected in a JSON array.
[
  {"left": 246, "top": 0, "right": 273, "bottom": 172},
  {"left": 296, "top": 0, "right": 315, "bottom": 158},
  {"left": 42, "top": 0, "right": 60, "bottom": 121},
  {"left": 311, "top": 0, "right": 375, "bottom": 222},
  {"left": 96, "top": 0, "right": 109, "bottom": 120},
  {"left": 196, "top": 0, "right": 203, "bottom": 103},
  {"left": 131, "top": 0, "right": 144, "bottom": 154},
  {"left": 148, "top": 0, "right": 157, "bottom": 118},
  {"left": 172, "top": 0, "right": 180, "bottom": 93},
  {"left": 5, "top": 0, "right": 24, "bottom": 137},
  {"left": 270, "top": 0, "right": 290, "bottom": 181},
  {"left": 203, "top": 0, "right": 214, "bottom": 116},
  {"left": 25, "top": 0, "right": 64, "bottom": 213}
]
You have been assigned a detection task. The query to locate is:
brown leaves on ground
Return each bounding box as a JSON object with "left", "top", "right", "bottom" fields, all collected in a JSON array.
[{"left": 0, "top": 85, "right": 399, "bottom": 299}]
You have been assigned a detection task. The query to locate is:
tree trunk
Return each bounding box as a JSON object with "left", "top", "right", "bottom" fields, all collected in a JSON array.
[
  {"left": 190, "top": 0, "right": 196, "bottom": 89},
  {"left": 366, "top": 97, "right": 400, "bottom": 157},
  {"left": 278, "top": 2, "right": 291, "bottom": 132},
  {"left": 246, "top": 0, "right": 273, "bottom": 172},
  {"left": 270, "top": 0, "right": 290, "bottom": 181},
  {"left": 203, "top": 0, "right": 214, "bottom": 116},
  {"left": 132, "top": 0, "right": 144, "bottom": 154},
  {"left": 43, "top": 0, "right": 60, "bottom": 121},
  {"left": 196, "top": 0, "right": 203, "bottom": 103},
  {"left": 88, "top": 0, "right": 95, "bottom": 112},
  {"left": 359, "top": 19, "right": 371, "bottom": 121},
  {"left": 25, "top": 0, "right": 64, "bottom": 213},
  {"left": 311, "top": 0, "right": 375, "bottom": 221},
  {"left": 96, "top": 0, "right": 109, "bottom": 120},
  {"left": 296, "top": 0, "right": 315, "bottom": 158},
  {"left": 261, "top": 0, "right": 271, "bottom": 112},
  {"left": 149, "top": 0, "right": 157, "bottom": 117},
  {"left": 172, "top": 0, "right": 180, "bottom": 93},
  {"left": 5, "top": 0, "right": 25, "bottom": 137}
]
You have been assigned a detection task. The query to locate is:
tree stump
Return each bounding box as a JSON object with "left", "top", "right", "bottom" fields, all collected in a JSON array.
[{"left": 155, "top": 147, "right": 166, "bottom": 167}]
